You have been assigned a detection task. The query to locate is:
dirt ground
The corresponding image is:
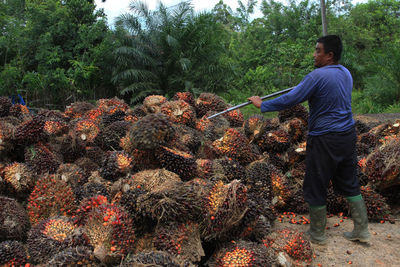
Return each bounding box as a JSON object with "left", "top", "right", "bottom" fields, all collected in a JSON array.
[
  {"left": 273, "top": 211, "right": 400, "bottom": 267},
  {"left": 272, "top": 113, "right": 400, "bottom": 267}
]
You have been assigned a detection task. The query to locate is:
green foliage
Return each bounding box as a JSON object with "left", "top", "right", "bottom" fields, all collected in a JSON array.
[{"left": 112, "top": 0, "right": 233, "bottom": 104}]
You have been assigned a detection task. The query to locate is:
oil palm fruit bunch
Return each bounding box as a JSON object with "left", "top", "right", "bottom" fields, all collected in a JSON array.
[
  {"left": 100, "top": 151, "right": 133, "bottom": 181},
  {"left": 0, "top": 196, "right": 30, "bottom": 242},
  {"left": 64, "top": 101, "right": 95, "bottom": 120},
  {"left": 361, "top": 185, "right": 392, "bottom": 222},
  {"left": 281, "top": 117, "right": 307, "bottom": 143},
  {"left": 143, "top": 95, "right": 168, "bottom": 113},
  {"left": 212, "top": 157, "right": 246, "bottom": 183},
  {"left": 1, "top": 162, "right": 35, "bottom": 199},
  {"left": 95, "top": 120, "right": 131, "bottom": 151},
  {"left": 120, "top": 250, "right": 184, "bottom": 267},
  {"left": 96, "top": 97, "right": 129, "bottom": 116},
  {"left": 201, "top": 180, "right": 248, "bottom": 241},
  {"left": 264, "top": 228, "right": 314, "bottom": 265},
  {"left": 14, "top": 115, "right": 47, "bottom": 146},
  {"left": 172, "top": 91, "right": 196, "bottom": 107},
  {"left": 9, "top": 103, "right": 31, "bottom": 121},
  {"left": 153, "top": 221, "right": 204, "bottom": 263},
  {"left": 212, "top": 128, "right": 256, "bottom": 166},
  {"left": 79, "top": 201, "right": 136, "bottom": 265},
  {"left": 0, "top": 240, "right": 28, "bottom": 266},
  {"left": 24, "top": 142, "right": 61, "bottom": 175},
  {"left": 156, "top": 146, "right": 197, "bottom": 181},
  {"left": 26, "top": 216, "right": 88, "bottom": 264},
  {"left": 73, "top": 118, "right": 101, "bottom": 143},
  {"left": 196, "top": 159, "right": 214, "bottom": 179},
  {"left": 197, "top": 113, "right": 230, "bottom": 142},
  {"left": 243, "top": 114, "right": 270, "bottom": 142},
  {"left": 209, "top": 240, "right": 277, "bottom": 267},
  {"left": 173, "top": 124, "right": 203, "bottom": 154},
  {"left": 125, "top": 113, "right": 175, "bottom": 150},
  {"left": 47, "top": 246, "right": 101, "bottom": 266},
  {"left": 27, "top": 174, "right": 76, "bottom": 226},
  {"left": 256, "top": 128, "right": 291, "bottom": 153},
  {"left": 243, "top": 159, "right": 274, "bottom": 202},
  {"left": 363, "top": 138, "right": 400, "bottom": 189},
  {"left": 222, "top": 109, "right": 244, "bottom": 128},
  {"left": 161, "top": 100, "right": 196, "bottom": 127},
  {"left": 278, "top": 103, "right": 308, "bottom": 126},
  {"left": 0, "top": 120, "right": 15, "bottom": 155},
  {"left": 195, "top": 93, "right": 229, "bottom": 118}
]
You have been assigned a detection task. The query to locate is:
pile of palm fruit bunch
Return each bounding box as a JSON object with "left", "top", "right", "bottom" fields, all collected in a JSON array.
[{"left": 0, "top": 92, "right": 399, "bottom": 266}]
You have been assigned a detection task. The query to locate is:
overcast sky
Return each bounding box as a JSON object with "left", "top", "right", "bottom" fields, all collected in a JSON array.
[
  {"left": 94, "top": 0, "right": 268, "bottom": 25},
  {"left": 94, "top": 0, "right": 367, "bottom": 26}
]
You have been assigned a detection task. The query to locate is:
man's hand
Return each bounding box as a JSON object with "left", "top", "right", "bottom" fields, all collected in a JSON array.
[{"left": 248, "top": 96, "right": 262, "bottom": 108}]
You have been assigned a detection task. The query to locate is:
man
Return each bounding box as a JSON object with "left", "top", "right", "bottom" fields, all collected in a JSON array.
[{"left": 248, "top": 35, "right": 370, "bottom": 245}]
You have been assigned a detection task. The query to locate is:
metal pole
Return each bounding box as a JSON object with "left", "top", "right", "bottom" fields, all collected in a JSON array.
[{"left": 207, "top": 86, "right": 295, "bottom": 119}]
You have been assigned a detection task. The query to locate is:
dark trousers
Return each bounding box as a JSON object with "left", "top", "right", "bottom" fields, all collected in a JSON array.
[{"left": 303, "top": 127, "right": 361, "bottom": 206}]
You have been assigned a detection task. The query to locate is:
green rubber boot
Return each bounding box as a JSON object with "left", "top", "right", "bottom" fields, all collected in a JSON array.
[
  {"left": 306, "top": 205, "right": 327, "bottom": 245},
  {"left": 344, "top": 199, "right": 371, "bottom": 242}
]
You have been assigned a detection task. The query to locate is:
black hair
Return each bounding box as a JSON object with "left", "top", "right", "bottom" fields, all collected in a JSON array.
[{"left": 316, "top": 35, "right": 342, "bottom": 62}]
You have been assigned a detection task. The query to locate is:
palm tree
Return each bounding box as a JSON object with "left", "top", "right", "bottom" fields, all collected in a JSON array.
[{"left": 112, "top": 0, "right": 232, "bottom": 104}]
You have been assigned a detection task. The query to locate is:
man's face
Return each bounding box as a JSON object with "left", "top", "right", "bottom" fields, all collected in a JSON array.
[{"left": 313, "top": 42, "right": 333, "bottom": 68}]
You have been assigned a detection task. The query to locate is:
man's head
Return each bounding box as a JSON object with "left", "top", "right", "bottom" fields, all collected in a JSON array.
[{"left": 314, "top": 35, "right": 342, "bottom": 68}]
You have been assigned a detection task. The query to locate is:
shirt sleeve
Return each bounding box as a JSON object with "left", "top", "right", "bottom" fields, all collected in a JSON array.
[{"left": 261, "top": 73, "right": 318, "bottom": 113}]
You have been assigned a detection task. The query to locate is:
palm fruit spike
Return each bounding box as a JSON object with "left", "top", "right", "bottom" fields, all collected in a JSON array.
[
  {"left": 54, "top": 133, "right": 87, "bottom": 163},
  {"left": 0, "top": 96, "right": 11, "bottom": 117},
  {"left": 124, "top": 105, "right": 146, "bottom": 123},
  {"left": 212, "top": 128, "right": 256, "bottom": 166},
  {"left": 43, "top": 118, "right": 68, "bottom": 137},
  {"left": 74, "top": 118, "right": 100, "bottom": 143},
  {"left": 161, "top": 99, "right": 196, "bottom": 126},
  {"left": 95, "top": 120, "right": 131, "bottom": 151},
  {"left": 363, "top": 138, "right": 400, "bottom": 189},
  {"left": 26, "top": 216, "right": 88, "bottom": 264},
  {"left": 1, "top": 162, "right": 34, "bottom": 199},
  {"left": 81, "top": 202, "right": 135, "bottom": 265},
  {"left": 125, "top": 113, "right": 175, "bottom": 150},
  {"left": 96, "top": 97, "right": 129, "bottom": 115},
  {"left": 361, "top": 185, "right": 392, "bottom": 222},
  {"left": 121, "top": 251, "right": 185, "bottom": 267},
  {"left": 27, "top": 175, "right": 76, "bottom": 225},
  {"left": 209, "top": 240, "right": 277, "bottom": 267},
  {"left": 222, "top": 108, "right": 244, "bottom": 128},
  {"left": 14, "top": 115, "right": 46, "bottom": 145},
  {"left": 264, "top": 228, "right": 314, "bottom": 265},
  {"left": 0, "top": 196, "right": 30, "bottom": 242},
  {"left": 142, "top": 95, "right": 167, "bottom": 113},
  {"left": 195, "top": 92, "right": 229, "bottom": 118},
  {"left": 64, "top": 101, "right": 95, "bottom": 120},
  {"left": 153, "top": 221, "right": 204, "bottom": 263},
  {"left": 135, "top": 180, "right": 204, "bottom": 224},
  {"left": 127, "top": 168, "right": 181, "bottom": 193},
  {"left": 243, "top": 159, "right": 274, "bottom": 201},
  {"left": 201, "top": 180, "right": 248, "bottom": 241},
  {"left": 278, "top": 103, "right": 309, "bottom": 125},
  {"left": 156, "top": 146, "right": 197, "bottom": 181},
  {"left": 212, "top": 157, "right": 246, "bottom": 183},
  {"left": 196, "top": 159, "right": 214, "bottom": 179},
  {"left": 0, "top": 240, "right": 28, "bottom": 267},
  {"left": 24, "top": 142, "right": 61, "bottom": 175},
  {"left": 100, "top": 151, "right": 133, "bottom": 181},
  {"left": 172, "top": 91, "right": 195, "bottom": 107},
  {"left": 47, "top": 246, "right": 101, "bottom": 266},
  {"left": 9, "top": 103, "right": 31, "bottom": 120}
]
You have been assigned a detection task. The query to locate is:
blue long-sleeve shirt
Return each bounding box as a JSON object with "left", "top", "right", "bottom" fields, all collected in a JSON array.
[{"left": 261, "top": 64, "right": 355, "bottom": 136}]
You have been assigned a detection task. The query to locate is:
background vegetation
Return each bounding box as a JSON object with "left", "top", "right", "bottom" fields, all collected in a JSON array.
[{"left": 0, "top": 0, "right": 399, "bottom": 114}]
